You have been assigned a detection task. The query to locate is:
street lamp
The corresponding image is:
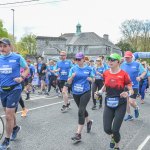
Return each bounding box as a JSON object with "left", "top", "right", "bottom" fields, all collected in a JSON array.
[{"left": 11, "top": 9, "right": 15, "bottom": 41}]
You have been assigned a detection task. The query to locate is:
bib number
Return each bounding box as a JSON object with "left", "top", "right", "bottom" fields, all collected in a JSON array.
[
  {"left": 74, "top": 84, "right": 84, "bottom": 92},
  {"left": 106, "top": 97, "right": 119, "bottom": 108}
]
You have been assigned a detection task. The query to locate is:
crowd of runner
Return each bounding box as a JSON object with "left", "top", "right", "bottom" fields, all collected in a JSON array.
[{"left": 0, "top": 38, "right": 150, "bottom": 150}]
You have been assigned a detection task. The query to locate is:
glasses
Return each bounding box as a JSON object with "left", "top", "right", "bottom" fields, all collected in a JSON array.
[
  {"left": 108, "top": 58, "right": 117, "bottom": 62},
  {"left": 60, "top": 55, "right": 66, "bottom": 57},
  {"left": 76, "top": 58, "right": 82, "bottom": 61},
  {"left": 96, "top": 60, "right": 101, "bottom": 62}
]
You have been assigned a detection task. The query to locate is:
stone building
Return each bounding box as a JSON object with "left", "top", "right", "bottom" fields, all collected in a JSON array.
[{"left": 36, "top": 23, "right": 121, "bottom": 61}]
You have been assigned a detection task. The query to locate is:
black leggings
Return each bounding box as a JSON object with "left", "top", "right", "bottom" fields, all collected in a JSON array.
[
  {"left": 103, "top": 102, "right": 127, "bottom": 143},
  {"left": 92, "top": 79, "right": 103, "bottom": 105},
  {"left": 73, "top": 91, "right": 91, "bottom": 125},
  {"left": 48, "top": 75, "right": 57, "bottom": 92}
]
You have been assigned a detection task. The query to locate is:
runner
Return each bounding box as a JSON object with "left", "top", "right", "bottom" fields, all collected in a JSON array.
[
  {"left": 24, "top": 59, "right": 35, "bottom": 100},
  {"left": 54, "top": 51, "right": 72, "bottom": 112},
  {"left": 121, "top": 51, "right": 146, "bottom": 121},
  {"left": 92, "top": 57, "right": 105, "bottom": 110},
  {"left": 37, "top": 57, "right": 47, "bottom": 94},
  {"left": 0, "top": 38, "right": 29, "bottom": 150},
  {"left": 95, "top": 53, "right": 133, "bottom": 150},
  {"left": 139, "top": 61, "right": 150, "bottom": 104},
  {"left": 68, "top": 52, "right": 94, "bottom": 142},
  {"left": 46, "top": 60, "right": 58, "bottom": 95}
]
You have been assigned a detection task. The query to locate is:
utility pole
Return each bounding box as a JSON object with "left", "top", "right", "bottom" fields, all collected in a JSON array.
[{"left": 11, "top": 9, "right": 15, "bottom": 41}]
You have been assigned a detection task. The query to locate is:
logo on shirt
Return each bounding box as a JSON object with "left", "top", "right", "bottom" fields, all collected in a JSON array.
[
  {"left": 84, "top": 71, "right": 89, "bottom": 74},
  {"left": 9, "top": 60, "right": 16, "bottom": 63},
  {"left": 117, "top": 76, "right": 123, "bottom": 79}
]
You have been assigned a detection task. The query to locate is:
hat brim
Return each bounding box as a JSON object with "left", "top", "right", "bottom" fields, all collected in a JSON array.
[{"left": 124, "top": 55, "right": 132, "bottom": 58}]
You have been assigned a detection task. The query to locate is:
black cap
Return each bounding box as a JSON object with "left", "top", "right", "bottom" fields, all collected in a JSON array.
[{"left": 0, "top": 38, "right": 11, "bottom": 45}]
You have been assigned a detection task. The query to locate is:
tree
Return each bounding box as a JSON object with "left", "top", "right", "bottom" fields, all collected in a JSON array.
[
  {"left": 115, "top": 40, "right": 133, "bottom": 52},
  {"left": 120, "top": 19, "right": 143, "bottom": 51},
  {"left": 0, "top": 20, "right": 9, "bottom": 38},
  {"left": 18, "top": 34, "right": 37, "bottom": 56}
]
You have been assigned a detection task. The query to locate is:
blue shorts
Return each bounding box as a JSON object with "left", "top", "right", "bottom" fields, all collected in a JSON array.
[{"left": 0, "top": 89, "right": 22, "bottom": 108}]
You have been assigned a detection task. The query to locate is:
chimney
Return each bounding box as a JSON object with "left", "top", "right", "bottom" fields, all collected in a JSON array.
[{"left": 103, "top": 34, "right": 109, "bottom": 41}]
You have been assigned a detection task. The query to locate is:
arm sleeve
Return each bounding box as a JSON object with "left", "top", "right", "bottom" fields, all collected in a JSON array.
[
  {"left": 20, "top": 56, "right": 27, "bottom": 68},
  {"left": 139, "top": 63, "right": 146, "bottom": 73},
  {"left": 68, "top": 68, "right": 73, "bottom": 78}
]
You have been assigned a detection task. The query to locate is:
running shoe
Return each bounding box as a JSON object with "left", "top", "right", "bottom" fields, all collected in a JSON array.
[
  {"left": 71, "top": 133, "right": 81, "bottom": 142},
  {"left": 67, "top": 102, "right": 71, "bottom": 109},
  {"left": 134, "top": 106, "right": 139, "bottom": 118},
  {"left": 10, "top": 126, "right": 21, "bottom": 141},
  {"left": 91, "top": 105, "right": 96, "bottom": 110},
  {"left": 61, "top": 105, "right": 68, "bottom": 112},
  {"left": 124, "top": 115, "right": 134, "bottom": 121},
  {"left": 87, "top": 120, "right": 93, "bottom": 133},
  {"left": 0, "top": 138, "right": 10, "bottom": 150},
  {"left": 114, "top": 147, "right": 120, "bottom": 150},
  {"left": 110, "top": 136, "right": 115, "bottom": 148},
  {"left": 21, "top": 109, "right": 28, "bottom": 117},
  {"left": 141, "top": 100, "right": 144, "bottom": 104}
]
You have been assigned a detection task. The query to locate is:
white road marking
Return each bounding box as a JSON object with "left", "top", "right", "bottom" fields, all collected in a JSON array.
[
  {"left": 25, "top": 96, "right": 58, "bottom": 101},
  {"left": 137, "top": 135, "right": 150, "bottom": 150},
  {"left": 1, "top": 99, "right": 73, "bottom": 118}
]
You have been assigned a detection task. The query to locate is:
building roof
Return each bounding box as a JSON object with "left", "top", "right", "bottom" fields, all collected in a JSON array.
[
  {"left": 60, "top": 32, "right": 120, "bottom": 50},
  {"left": 36, "top": 36, "right": 66, "bottom": 41}
]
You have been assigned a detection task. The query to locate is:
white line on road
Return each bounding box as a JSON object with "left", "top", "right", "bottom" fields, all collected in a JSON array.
[
  {"left": 1, "top": 99, "right": 73, "bottom": 118},
  {"left": 137, "top": 135, "right": 150, "bottom": 150},
  {"left": 25, "top": 96, "right": 58, "bottom": 101}
]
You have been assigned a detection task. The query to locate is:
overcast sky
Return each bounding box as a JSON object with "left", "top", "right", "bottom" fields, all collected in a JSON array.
[{"left": 0, "top": 0, "right": 149, "bottom": 43}]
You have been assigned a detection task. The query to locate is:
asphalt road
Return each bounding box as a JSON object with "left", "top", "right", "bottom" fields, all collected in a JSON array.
[{"left": 0, "top": 90, "right": 150, "bottom": 150}]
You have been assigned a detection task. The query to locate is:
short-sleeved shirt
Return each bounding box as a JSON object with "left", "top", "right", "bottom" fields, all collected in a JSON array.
[
  {"left": 103, "top": 69, "right": 132, "bottom": 98},
  {"left": 121, "top": 61, "right": 145, "bottom": 88},
  {"left": 0, "top": 52, "right": 27, "bottom": 90},
  {"left": 56, "top": 60, "right": 72, "bottom": 81},
  {"left": 69, "top": 65, "right": 94, "bottom": 95}
]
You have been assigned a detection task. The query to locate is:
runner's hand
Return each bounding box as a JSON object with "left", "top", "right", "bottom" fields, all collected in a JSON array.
[
  {"left": 72, "top": 73, "right": 76, "bottom": 78},
  {"left": 120, "top": 92, "right": 128, "bottom": 98},
  {"left": 14, "top": 77, "right": 24, "bottom": 83}
]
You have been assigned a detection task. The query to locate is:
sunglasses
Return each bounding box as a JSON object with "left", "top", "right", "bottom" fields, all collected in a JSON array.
[
  {"left": 76, "top": 58, "right": 82, "bottom": 61},
  {"left": 108, "top": 58, "right": 117, "bottom": 62},
  {"left": 60, "top": 55, "right": 66, "bottom": 56}
]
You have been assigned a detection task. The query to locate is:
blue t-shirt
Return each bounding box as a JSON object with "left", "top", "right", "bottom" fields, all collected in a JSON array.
[
  {"left": 0, "top": 52, "right": 27, "bottom": 89},
  {"left": 28, "top": 64, "right": 35, "bottom": 77},
  {"left": 69, "top": 65, "right": 94, "bottom": 95},
  {"left": 121, "top": 61, "right": 145, "bottom": 88},
  {"left": 94, "top": 66, "right": 105, "bottom": 80},
  {"left": 56, "top": 60, "right": 72, "bottom": 81},
  {"left": 47, "top": 65, "right": 57, "bottom": 76}
]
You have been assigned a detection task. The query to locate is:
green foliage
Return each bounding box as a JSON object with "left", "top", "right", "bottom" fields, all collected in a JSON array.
[
  {"left": 18, "top": 34, "right": 37, "bottom": 56},
  {"left": 120, "top": 19, "right": 150, "bottom": 52},
  {"left": 0, "top": 20, "right": 9, "bottom": 38}
]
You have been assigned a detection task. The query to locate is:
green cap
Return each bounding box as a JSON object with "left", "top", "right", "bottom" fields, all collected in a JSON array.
[{"left": 107, "top": 53, "right": 122, "bottom": 61}]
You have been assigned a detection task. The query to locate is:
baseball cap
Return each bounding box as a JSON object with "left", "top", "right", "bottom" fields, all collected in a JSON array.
[
  {"left": 26, "top": 59, "right": 31, "bottom": 63},
  {"left": 0, "top": 38, "right": 11, "bottom": 45},
  {"left": 107, "top": 53, "right": 122, "bottom": 61},
  {"left": 124, "top": 51, "right": 133, "bottom": 57},
  {"left": 75, "top": 52, "right": 84, "bottom": 59}
]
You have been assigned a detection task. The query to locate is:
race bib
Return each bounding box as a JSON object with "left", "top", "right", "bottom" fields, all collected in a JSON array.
[
  {"left": 61, "top": 70, "right": 67, "bottom": 76},
  {"left": 106, "top": 97, "right": 119, "bottom": 108},
  {"left": 74, "top": 84, "right": 84, "bottom": 92},
  {"left": 0, "top": 67, "right": 12, "bottom": 74}
]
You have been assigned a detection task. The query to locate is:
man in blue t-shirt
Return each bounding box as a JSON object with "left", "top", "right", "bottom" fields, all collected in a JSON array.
[
  {"left": 121, "top": 51, "right": 146, "bottom": 121},
  {"left": 55, "top": 51, "right": 72, "bottom": 112},
  {"left": 0, "top": 38, "right": 29, "bottom": 149}
]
